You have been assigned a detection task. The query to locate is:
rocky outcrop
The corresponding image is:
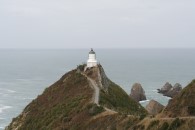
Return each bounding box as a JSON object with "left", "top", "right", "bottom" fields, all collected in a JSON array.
[
  {"left": 157, "top": 82, "right": 182, "bottom": 98},
  {"left": 130, "top": 83, "right": 146, "bottom": 102},
  {"left": 157, "top": 82, "right": 172, "bottom": 94},
  {"left": 146, "top": 100, "right": 164, "bottom": 115},
  {"left": 164, "top": 83, "right": 182, "bottom": 98},
  {"left": 159, "top": 79, "right": 195, "bottom": 117}
]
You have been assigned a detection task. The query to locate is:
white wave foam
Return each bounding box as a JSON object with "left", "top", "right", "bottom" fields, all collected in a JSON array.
[
  {"left": 6, "top": 89, "right": 16, "bottom": 93},
  {"left": 22, "top": 97, "right": 34, "bottom": 100},
  {"left": 0, "top": 88, "right": 16, "bottom": 93},
  {"left": 0, "top": 106, "right": 12, "bottom": 113},
  {"left": 139, "top": 100, "right": 150, "bottom": 103},
  {"left": 15, "top": 78, "right": 29, "bottom": 81},
  {"left": 165, "top": 96, "right": 171, "bottom": 99}
]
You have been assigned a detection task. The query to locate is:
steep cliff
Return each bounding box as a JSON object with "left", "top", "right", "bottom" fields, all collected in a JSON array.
[{"left": 6, "top": 64, "right": 147, "bottom": 130}]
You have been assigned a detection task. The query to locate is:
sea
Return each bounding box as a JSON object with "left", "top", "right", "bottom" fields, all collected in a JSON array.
[{"left": 0, "top": 48, "right": 195, "bottom": 129}]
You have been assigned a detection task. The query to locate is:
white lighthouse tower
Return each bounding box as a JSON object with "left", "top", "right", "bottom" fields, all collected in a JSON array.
[{"left": 87, "top": 48, "right": 98, "bottom": 68}]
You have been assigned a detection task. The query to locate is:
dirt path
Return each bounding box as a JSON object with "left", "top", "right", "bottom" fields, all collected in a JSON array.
[
  {"left": 160, "top": 116, "right": 195, "bottom": 120},
  {"left": 104, "top": 107, "right": 118, "bottom": 114},
  {"left": 87, "top": 77, "right": 100, "bottom": 105},
  {"left": 81, "top": 73, "right": 100, "bottom": 105}
]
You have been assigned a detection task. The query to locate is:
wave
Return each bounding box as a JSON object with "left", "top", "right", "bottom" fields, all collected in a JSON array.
[
  {"left": 0, "top": 106, "right": 12, "bottom": 113},
  {"left": 0, "top": 88, "right": 16, "bottom": 93},
  {"left": 16, "top": 78, "right": 44, "bottom": 82},
  {"left": 6, "top": 89, "right": 16, "bottom": 93},
  {"left": 22, "top": 97, "right": 34, "bottom": 100},
  {"left": 165, "top": 96, "right": 171, "bottom": 99},
  {"left": 15, "top": 78, "right": 29, "bottom": 81},
  {"left": 139, "top": 99, "right": 150, "bottom": 103}
]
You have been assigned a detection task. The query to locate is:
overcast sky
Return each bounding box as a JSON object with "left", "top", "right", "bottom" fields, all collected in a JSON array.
[{"left": 0, "top": 0, "right": 194, "bottom": 49}]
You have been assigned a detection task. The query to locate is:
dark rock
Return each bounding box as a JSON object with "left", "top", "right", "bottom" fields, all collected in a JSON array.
[
  {"left": 164, "top": 83, "right": 182, "bottom": 98},
  {"left": 157, "top": 82, "right": 172, "bottom": 94},
  {"left": 146, "top": 100, "right": 164, "bottom": 115},
  {"left": 173, "top": 83, "right": 182, "bottom": 91},
  {"left": 130, "top": 83, "right": 146, "bottom": 102}
]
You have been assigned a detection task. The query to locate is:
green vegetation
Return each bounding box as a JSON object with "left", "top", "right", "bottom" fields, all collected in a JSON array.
[
  {"left": 99, "top": 81, "right": 147, "bottom": 115},
  {"left": 162, "top": 79, "right": 195, "bottom": 117},
  {"left": 87, "top": 104, "right": 105, "bottom": 116},
  {"left": 7, "top": 66, "right": 149, "bottom": 130},
  {"left": 6, "top": 70, "right": 94, "bottom": 130},
  {"left": 168, "top": 118, "right": 183, "bottom": 130},
  {"left": 133, "top": 124, "right": 145, "bottom": 130},
  {"left": 188, "top": 106, "right": 195, "bottom": 115},
  {"left": 159, "top": 122, "right": 169, "bottom": 130},
  {"left": 77, "top": 64, "right": 86, "bottom": 72},
  {"left": 139, "top": 114, "right": 147, "bottom": 120},
  {"left": 147, "top": 120, "right": 159, "bottom": 130}
]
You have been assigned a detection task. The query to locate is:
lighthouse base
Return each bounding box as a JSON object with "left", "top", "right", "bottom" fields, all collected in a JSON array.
[{"left": 87, "top": 61, "right": 97, "bottom": 68}]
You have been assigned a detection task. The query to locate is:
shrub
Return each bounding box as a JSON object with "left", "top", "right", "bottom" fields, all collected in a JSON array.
[
  {"left": 139, "top": 114, "right": 147, "bottom": 120},
  {"left": 88, "top": 104, "right": 104, "bottom": 116},
  {"left": 168, "top": 118, "right": 183, "bottom": 130},
  {"left": 159, "top": 122, "right": 169, "bottom": 130},
  {"left": 188, "top": 106, "right": 195, "bottom": 115},
  {"left": 77, "top": 64, "right": 85, "bottom": 72},
  {"left": 147, "top": 120, "right": 159, "bottom": 130}
]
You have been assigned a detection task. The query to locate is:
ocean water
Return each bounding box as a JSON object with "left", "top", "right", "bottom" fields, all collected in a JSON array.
[{"left": 0, "top": 49, "right": 195, "bottom": 129}]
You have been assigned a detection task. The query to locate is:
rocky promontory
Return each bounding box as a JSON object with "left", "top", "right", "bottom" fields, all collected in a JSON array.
[
  {"left": 6, "top": 64, "right": 147, "bottom": 130},
  {"left": 5, "top": 63, "right": 195, "bottom": 130},
  {"left": 130, "top": 83, "right": 147, "bottom": 102}
]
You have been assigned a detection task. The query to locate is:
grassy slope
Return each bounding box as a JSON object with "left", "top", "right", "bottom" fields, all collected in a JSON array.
[
  {"left": 161, "top": 79, "right": 195, "bottom": 117},
  {"left": 132, "top": 117, "right": 195, "bottom": 130},
  {"left": 7, "top": 70, "right": 96, "bottom": 130},
  {"left": 99, "top": 80, "right": 147, "bottom": 115},
  {"left": 7, "top": 66, "right": 147, "bottom": 130},
  {"left": 85, "top": 65, "right": 147, "bottom": 115}
]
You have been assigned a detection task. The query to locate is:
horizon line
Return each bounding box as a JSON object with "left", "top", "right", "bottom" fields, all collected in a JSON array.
[{"left": 0, "top": 47, "right": 195, "bottom": 50}]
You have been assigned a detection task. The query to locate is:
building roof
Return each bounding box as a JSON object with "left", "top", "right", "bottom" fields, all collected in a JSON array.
[{"left": 89, "top": 48, "right": 95, "bottom": 54}]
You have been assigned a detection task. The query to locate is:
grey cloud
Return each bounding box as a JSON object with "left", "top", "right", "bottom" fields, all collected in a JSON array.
[{"left": 0, "top": 0, "right": 194, "bottom": 48}]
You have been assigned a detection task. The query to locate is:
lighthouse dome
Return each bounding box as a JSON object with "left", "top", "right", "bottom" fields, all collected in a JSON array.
[{"left": 89, "top": 49, "right": 95, "bottom": 54}]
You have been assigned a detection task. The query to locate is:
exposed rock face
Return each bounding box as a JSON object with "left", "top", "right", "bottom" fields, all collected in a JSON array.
[
  {"left": 164, "top": 83, "right": 182, "bottom": 98},
  {"left": 130, "top": 83, "right": 147, "bottom": 102},
  {"left": 84, "top": 64, "right": 110, "bottom": 91},
  {"left": 158, "top": 82, "right": 182, "bottom": 98},
  {"left": 146, "top": 100, "right": 164, "bottom": 115},
  {"left": 159, "top": 79, "right": 195, "bottom": 117},
  {"left": 173, "top": 83, "right": 182, "bottom": 91},
  {"left": 157, "top": 82, "right": 172, "bottom": 94}
]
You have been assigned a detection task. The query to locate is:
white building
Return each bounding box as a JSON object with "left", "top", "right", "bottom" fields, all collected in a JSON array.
[{"left": 87, "top": 48, "right": 98, "bottom": 68}]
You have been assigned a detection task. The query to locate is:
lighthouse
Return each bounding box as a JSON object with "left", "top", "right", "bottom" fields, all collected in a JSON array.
[{"left": 87, "top": 48, "right": 98, "bottom": 68}]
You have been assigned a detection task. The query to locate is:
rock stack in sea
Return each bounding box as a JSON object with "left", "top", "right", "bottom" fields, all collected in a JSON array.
[
  {"left": 130, "top": 83, "right": 147, "bottom": 102},
  {"left": 157, "top": 82, "right": 182, "bottom": 98}
]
